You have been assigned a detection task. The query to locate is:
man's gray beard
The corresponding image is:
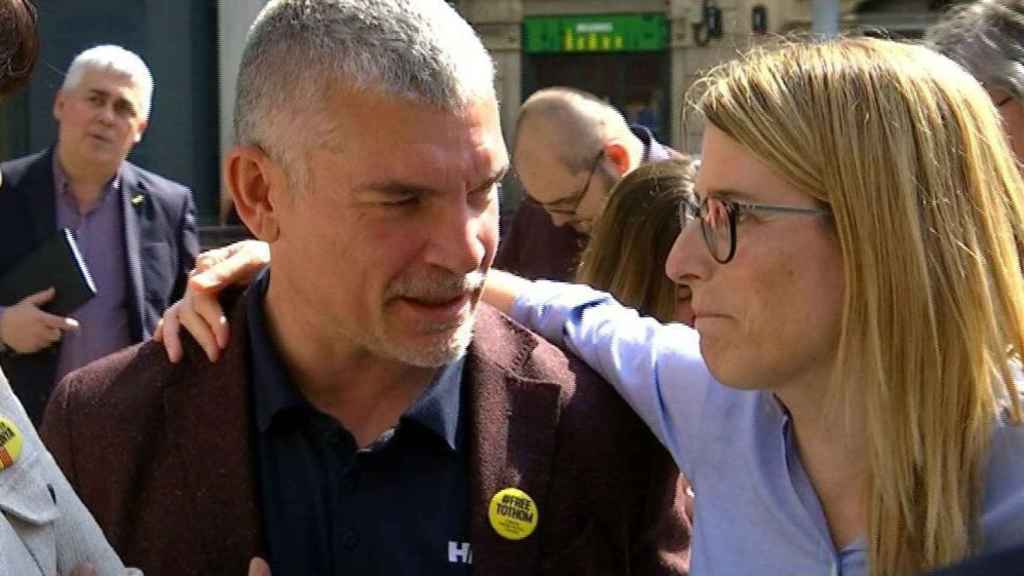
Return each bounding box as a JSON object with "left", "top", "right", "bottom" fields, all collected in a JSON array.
[
  {"left": 369, "top": 268, "right": 486, "bottom": 367},
  {"left": 385, "top": 310, "right": 476, "bottom": 368}
]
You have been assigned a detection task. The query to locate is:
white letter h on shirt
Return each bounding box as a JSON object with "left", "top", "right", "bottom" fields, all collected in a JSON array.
[{"left": 448, "top": 541, "right": 472, "bottom": 564}]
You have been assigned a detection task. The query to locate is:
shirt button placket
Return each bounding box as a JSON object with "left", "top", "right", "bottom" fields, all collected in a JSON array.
[{"left": 342, "top": 528, "right": 360, "bottom": 551}]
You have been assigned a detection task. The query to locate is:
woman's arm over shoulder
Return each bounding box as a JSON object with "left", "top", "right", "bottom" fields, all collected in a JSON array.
[{"left": 495, "top": 273, "right": 715, "bottom": 477}]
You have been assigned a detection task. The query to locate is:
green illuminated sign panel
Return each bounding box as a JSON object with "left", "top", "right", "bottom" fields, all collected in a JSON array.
[{"left": 523, "top": 14, "right": 668, "bottom": 54}]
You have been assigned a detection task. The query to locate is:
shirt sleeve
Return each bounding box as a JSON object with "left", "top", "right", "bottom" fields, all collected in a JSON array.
[{"left": 510, "top": 280, "right": 714, "bottom": 478}]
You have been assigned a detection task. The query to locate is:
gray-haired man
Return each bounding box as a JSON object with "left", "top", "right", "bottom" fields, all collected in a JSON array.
[
  {"left": 40, "top": 2, "right": 690, "bottom": 575},
  {"left": 927, "top": 0, "right": 1024, "bottom": 164},
  {"left": 0, "top": 44, "right": 198, "bottom": 424}
]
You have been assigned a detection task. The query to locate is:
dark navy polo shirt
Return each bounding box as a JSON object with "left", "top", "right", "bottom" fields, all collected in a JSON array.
[{"left": 245, "top": 271, "right": 472, "bottom": 576}]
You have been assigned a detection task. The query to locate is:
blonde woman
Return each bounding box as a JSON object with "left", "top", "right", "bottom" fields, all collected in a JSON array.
[
  {"left": 155, "top": 38, "right": 1024, "bottom": 575},
  {"left": 489, "top": 38, "right": 1024, "bottom": 574}
]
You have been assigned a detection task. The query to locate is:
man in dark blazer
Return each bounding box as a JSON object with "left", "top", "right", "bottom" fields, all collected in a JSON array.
[
  {"left": 40, "top": 1, "right": 690, "bottom": 575},
  {"left": 0, "top": 45, "right": 198, "bottom": 423}
]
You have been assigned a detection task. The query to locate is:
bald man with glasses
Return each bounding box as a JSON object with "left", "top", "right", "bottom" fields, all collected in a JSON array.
[{"left": 494, "top": 87, "right": 679, "bottom": 282}]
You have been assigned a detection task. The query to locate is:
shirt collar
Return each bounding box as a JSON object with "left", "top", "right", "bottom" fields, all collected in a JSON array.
[
  {"left": 629, "top": 124, "right": 672, "bottom": 164},
  {"left": 399, "top": 353, "right": 465, "bottom": 452},
  {"left": 52, "top": 152, "right": 123, "bottom": 209},
  {"left": 246, "top": 270, "right": 307, "bottom": 433},
  {"left": 246, "top": 269, "right": 465, "bottom": 452}
]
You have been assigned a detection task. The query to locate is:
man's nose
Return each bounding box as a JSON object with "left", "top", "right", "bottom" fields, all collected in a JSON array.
[
  {"left": 426, "top": 204, "right": 491, "bottom": 275},
  {"left": 97, "top": 105, "right": 115, "bottom": 124}
]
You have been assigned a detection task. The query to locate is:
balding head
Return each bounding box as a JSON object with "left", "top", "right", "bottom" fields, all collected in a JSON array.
[
  {"left": 514, "top": 87, "right": 629, "bottom": 172},
  {"left": 512, "top": 87, "right": 644, "bottom": 234}
]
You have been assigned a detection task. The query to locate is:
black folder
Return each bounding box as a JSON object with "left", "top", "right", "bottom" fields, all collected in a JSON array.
[{"left": 0, "top": 228, "right": 97, "bottom": 316}]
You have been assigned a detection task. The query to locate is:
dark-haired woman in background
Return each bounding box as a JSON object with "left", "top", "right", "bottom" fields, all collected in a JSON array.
[{"left": 575, "top": 158, "right": 696, "bottom": 325}]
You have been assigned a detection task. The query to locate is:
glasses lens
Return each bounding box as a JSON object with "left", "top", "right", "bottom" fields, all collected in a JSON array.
[{"left": 699, "top": 197, "right": 734, "bottom": 262}]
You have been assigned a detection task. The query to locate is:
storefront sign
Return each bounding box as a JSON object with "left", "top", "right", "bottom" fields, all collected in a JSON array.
[{"left": 523, "top": 13, "right": 668, "bottom": 54}]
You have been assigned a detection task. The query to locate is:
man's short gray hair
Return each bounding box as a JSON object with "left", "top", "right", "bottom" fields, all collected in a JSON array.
[
  {"left": 927, "top": 0, "right": 1024, "bottom": 99},
  {"left": 62, "top": 44, "right": 153, "bottom": 120},
  {"left": 235, "top": 0, "right": 496, "bottom": 173}
]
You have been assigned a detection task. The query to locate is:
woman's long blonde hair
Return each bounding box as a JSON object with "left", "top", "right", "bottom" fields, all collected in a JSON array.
[
  {"left": 691, "top": 38, "right": 1024, "bottom": 574},
  {"left": 575, "top": 158, "right": 696, "bottom": 322}
]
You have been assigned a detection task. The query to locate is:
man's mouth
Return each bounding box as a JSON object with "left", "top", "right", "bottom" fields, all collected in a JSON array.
[{"left": 397, "top": 293, "right": 473, "bottom": 325}]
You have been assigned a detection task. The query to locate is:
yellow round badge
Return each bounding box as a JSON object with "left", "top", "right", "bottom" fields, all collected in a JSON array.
[
  {"left": 488, "top": 487, "right": 539, "bottom": 541},
  {"left": 0, "top": 416, "right": 22, "bottom": 470}
]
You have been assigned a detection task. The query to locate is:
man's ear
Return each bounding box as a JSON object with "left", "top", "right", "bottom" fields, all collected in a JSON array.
[
  {"left": 225, "top": 145, "right": 288, "bottom": 242},
  {"left": 53, "top": 90, "right": 66, "bottom": 123},
  {"left": 603, "top": 142, "right": 632, "bottom": 177},
  {"left": 133, "top": 120, "right": 148, "bottom": 144}
]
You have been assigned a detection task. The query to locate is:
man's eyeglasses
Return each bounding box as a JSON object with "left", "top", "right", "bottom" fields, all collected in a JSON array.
[
  {"left": 678, "top": 195, "right": 830, "bottom": 264},
  {"left": 538, "top": 150, "right": 604, "bottom": 216}
]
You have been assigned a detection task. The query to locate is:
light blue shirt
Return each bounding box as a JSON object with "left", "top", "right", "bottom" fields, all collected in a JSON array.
[{"left": 510, "top": 280, "right": 1024, "bottom": 576}]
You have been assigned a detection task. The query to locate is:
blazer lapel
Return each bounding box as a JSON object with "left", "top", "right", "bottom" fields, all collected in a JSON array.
[
  {"left": 466, "top": 307, "right": 562, "bottom": 574},
  {"left": 160, "top": 298, "right": 264, "bottom": 572},
  {"left": 0, "top": 370, "right": 58, "bottom": 574},
  {"left": 24, "top": 148, "right": 58, "bottom": 244},
  {"left": 0, "top": 452, "right": 60, "bottom": 575},
  {"left": 119, "top": 167, "right": 147, "bottom": 340}
]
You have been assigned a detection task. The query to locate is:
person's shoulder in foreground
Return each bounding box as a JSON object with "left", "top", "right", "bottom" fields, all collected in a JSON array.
[
  {"left": 39, "top": 294, "right": 261, "bottom": 576},
  {"left": 0, "top": 367, "right": 136, "bottom": 575}
]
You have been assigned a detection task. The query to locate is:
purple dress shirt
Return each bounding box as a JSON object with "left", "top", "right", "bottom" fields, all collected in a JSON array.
[{"left": 52, "top": 157, "right": 132, "bottom": 382}]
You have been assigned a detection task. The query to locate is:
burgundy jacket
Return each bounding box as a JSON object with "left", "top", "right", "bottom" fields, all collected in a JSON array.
[
  {"left": 495, "top": 199, "right": 586, "bottom": 282},
  {"left": 41, "top": 301, "right": 690, "bottom": 576}
]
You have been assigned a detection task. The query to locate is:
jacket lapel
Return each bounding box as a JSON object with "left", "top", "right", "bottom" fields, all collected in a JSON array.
[
  {"left": 119, "top": 166, "right": 147, "bottom": 340},
  {"left": 466, "top": 306, "right": 562, "bottom": 574},
  {"left": 0, "top": 371, "right": 58, "bottom": 574},
  {"left": 0, "top": 452, "right": 60, "bottom": 575},
  {"left": 24, "top": 148, "right": 58, "bottom": 245},
  {"left": 160, "top": 298, "right": 264, "bottom": 572}
]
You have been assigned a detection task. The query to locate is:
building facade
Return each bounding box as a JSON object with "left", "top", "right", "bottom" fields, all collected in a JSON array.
[
  {"left": 452, "top": 0, "right": 949, "bottom": 157},
  {"left": 0, "top": 0, "right": 950, "bottom": 226}
]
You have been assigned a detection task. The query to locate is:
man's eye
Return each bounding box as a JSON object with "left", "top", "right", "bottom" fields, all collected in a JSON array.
[
  {"left": 383, "top": 195, "right": 418, "bottom": 207},
  {"left": 470, "top": 184, "right": 497, "bottom": 204}
]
